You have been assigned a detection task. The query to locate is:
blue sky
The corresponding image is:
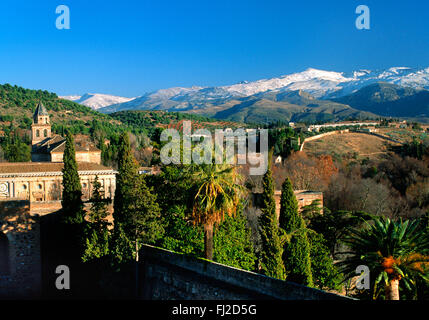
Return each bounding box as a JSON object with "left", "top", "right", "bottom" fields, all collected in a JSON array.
[{"left": 0, "top": 0, "right": 428, "bottom": 97}]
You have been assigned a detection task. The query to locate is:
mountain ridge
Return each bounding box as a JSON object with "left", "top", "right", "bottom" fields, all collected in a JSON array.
[
  {"left": 334, "top": 82, "right": 429, "bottom": 117},
  {"left": 61, "top": 67, "right": 429, "bottom": 123},
  {"left": 60, "top": 93, "right": 135, "bottom": 110},
  {"left": 95, "top": 66, "right": 429, "bottom": 112}
]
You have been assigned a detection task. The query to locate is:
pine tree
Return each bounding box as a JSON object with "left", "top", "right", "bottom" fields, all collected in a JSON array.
[
  {"left": 258, "top": 151, "right": 286, "bottom": 280},
  {"left": 279, "top": 177, "right": 313, "bottom": 287},
  {"left": 129, "top": 174, "right": 164, "bottom": 260},
  {"left": 82, "top": 176, "right": 111, "bottom": 262},
  {"left": 88, "top": 176, "right": 110, "bottom": 227},
  {"left": 307, "top": 231, "right": 342, "bottom": 290},
  {"left": 61, "top": 131, "right": 84, "bottom": 224},
  {"left": 159, "top": 204, "right": 205, "bottom": 256},
  {"left": 111, "top": 132, "right": 163, "bottom": 263},
  {"left": 110, "top": 223, "right": 134, "bottom": 267}
]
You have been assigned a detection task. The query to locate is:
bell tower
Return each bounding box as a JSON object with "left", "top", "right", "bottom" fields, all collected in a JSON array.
[{"left": 31, "top": 102, "right": 51, "bottom": 146}]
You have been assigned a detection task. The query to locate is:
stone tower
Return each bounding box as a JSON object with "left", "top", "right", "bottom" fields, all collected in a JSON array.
[{"left": 31, "top": 102, "right": 51, "bottom": 146}]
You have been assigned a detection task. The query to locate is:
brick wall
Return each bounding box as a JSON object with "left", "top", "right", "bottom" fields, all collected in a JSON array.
[{"left": 0, "top": 201, "right": 41, "bottom": 298}]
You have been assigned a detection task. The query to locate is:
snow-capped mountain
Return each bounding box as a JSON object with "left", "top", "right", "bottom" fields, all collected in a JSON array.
[
  {"left": 60, "top": 93, "right": 135, "bottom": 110},
  {"left": 94, "top": 67, "right": 429, "bottom": 114},
  {"left": 216, "top": 67, "right": 429, "bottom": 99},
  {"left": 221, "top": 68, "right": 351, "bottom": 98}
]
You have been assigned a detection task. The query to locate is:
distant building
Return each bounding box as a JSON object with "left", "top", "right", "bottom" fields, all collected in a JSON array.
[
  {"left": 138, "top": 166, "right": 161, "bottom": 175},
  {"left": 0, "top": 162, "right": 116, "bottom": 215},
  {"left": 307, "top": 121, "right": 380, "bottom": 133},
  {"left": 273, "top": 190, "right": 323, "bottom": 216},
  {"left": 1, "top": 103, "right": 115, "bottom": 216},
  {"left": 360, "top": 127, "right": 378, "bottom": 133},
  {"left": 249, "top": 190, "right": 323, "bottom": 220},
  {"left": 31, "top": 102, "right": 101, "bottom": 164}
]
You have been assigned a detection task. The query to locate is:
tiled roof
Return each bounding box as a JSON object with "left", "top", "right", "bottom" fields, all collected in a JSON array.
[
  {"left": 32, "top": 135, "right": 100, "bottom": 154},
  {"left": 51, "top": 138, "right": 100, "bottom": 153},
  {"left": 32, "top": 135, "right": 65, "bottom": 153},
  {"left": 0, "top": 162, "right": 114, "bottom": 174}
]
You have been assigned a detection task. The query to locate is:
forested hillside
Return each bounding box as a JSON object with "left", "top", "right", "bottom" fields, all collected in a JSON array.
[
  {"left": 0, "top": 84, "right": 246, "bottom": 165},
  {"left": 0, "top": 84, "right": 152, "bottom": 164}
]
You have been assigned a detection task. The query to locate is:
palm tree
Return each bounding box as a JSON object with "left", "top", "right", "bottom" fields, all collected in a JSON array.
[
  {"left": 338, "top": 216, "right": 429, "bottom": 300},
  {"left": 191, "top": 164, "right": 245, "bottom": 260}
]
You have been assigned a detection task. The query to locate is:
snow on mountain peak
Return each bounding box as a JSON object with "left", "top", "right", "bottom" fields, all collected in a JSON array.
[
  {"left": 72, "top": 66, "right": 429, "bottom": 113},
  {"left": 149, "top": 86, "right": 204, "bottom": 100},
  {"left": 299, "top": 68, "right": 351, "bottom": 81},
  {"left": 218, "top": 68, "right": 353, "bottom": 98},
  {"left": 61, "top": 93, "right": 135, "bottom": 109},
  {"left": 388, "top": 67, "right": 411, "bottom": 74}
]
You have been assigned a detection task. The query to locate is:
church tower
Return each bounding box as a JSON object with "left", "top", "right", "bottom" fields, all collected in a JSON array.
[{"left": 31, "top": 102, "right": 51, "bottom": 146}]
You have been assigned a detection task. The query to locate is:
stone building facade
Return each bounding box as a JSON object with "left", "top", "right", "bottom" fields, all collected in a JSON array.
[{"left": 0, "top": 162, "right": 116, "bottom": 213}]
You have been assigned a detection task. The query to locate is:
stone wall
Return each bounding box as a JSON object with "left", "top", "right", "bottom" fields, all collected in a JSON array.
[
  {"left": 292, "top": 190, "right": 323, "bottom": 211},
  {"left": 139, "top": 245, "right": 350, "bottom": 300},
  {"left": 51, "top": 151, "right": 101, "bottom": 164},
  {"left": 252, "top": 190, "right": 323, "bottom": 220},
  {"left": 0, "top": 201, "right": 41, "bottom": 298}
]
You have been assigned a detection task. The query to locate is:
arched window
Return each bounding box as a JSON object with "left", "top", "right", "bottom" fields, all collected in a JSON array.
[
  {"left": 44, "top": 129, "right": 48, "bottom": 137},
  {"left": 36, "top": 129, "right": 40, "bottom": 137},
  {"left": 0, "top": 232, "right": 9, "bottom": 276}
]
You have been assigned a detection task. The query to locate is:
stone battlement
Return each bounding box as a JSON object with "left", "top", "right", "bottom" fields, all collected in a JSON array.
[{"left": 139, "top": 244, "right": 350, "bottom": 300}]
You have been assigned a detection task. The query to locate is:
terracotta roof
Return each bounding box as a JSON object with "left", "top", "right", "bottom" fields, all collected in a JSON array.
[
  {"left": 0, "top": 162, "right": 114, "bottom": 174},
  {"left": 32, "top": 135, "right": 65, "bottom": 153},
  {"left": 32, "top": 135, "right": 100, "bottom": 154},
  {"left": 51, "top": 138, "right": 100, "bottom": 153}
]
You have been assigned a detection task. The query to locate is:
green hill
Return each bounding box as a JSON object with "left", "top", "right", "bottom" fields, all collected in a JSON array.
[
  {"left": 0, "top": 83, "right": 123, "bottom": 133},
  {"left": 211, "top": 91, "right": 378, "bottom": 124},
  {"left": 334, "top": 82, "right": 429, "bottom": 117},
  {"left": 0, "top": 84, "right": 248, "bottom": 164},
  {"left": 0, "top": 84, "right": 146, "bottom": 164},
  {"left": 110, "top": 110, "right": 246, "bottom": 133}
]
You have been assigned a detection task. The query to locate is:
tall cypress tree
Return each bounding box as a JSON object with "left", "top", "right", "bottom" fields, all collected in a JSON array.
[
  {"left": 112, "top": 132, "right": 138, "bottom": 227},
  {"left": 279, "top": 177, "right": 313, "bottom": 287},
  {"left": 61, "top": 131, "right": 84, "bottom": 223},
  {"left": 258, "top": 151, "right": 286, "bottom": 280},
  {"left": 82, "top": 176, "right": 111, "bottom": 262},
  {"left": 111, "top": 132, "right": 138, "bottom": 264}
]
